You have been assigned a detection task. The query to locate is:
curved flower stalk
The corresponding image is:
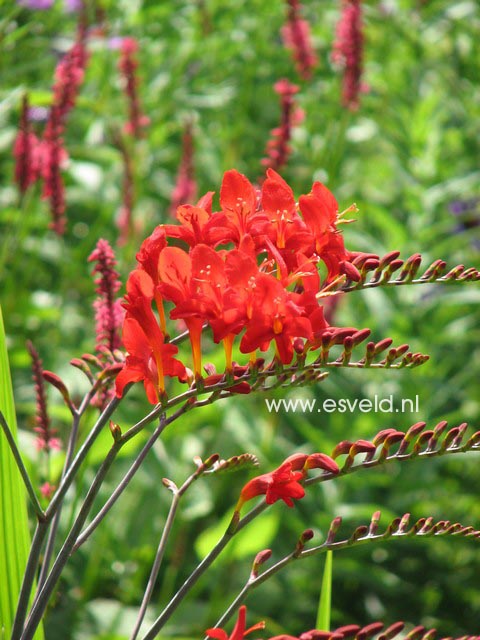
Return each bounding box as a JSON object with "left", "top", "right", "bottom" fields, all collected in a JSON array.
[
  {"left": 209, "top": 513, "right": 480, "bottom": 639},
  {"left": 333, "top": 252, "right": 480, "bottom": 293},
  {"left": 205, "top": 603, "right": 480, "bottom": 640}
]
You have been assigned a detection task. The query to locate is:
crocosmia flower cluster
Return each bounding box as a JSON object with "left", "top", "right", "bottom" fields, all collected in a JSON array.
[{"left": 116, "top": 168, "right": 363, "bottom": 404}]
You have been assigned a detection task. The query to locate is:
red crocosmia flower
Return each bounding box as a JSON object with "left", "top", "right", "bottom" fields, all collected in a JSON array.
[
  {"left": 240, "top": 274, "right": 312, "bottom": 364},
  {"left": 298, "top": 182, "right": 353, "bottom": 281},
  {"left": 261, "top": 169, "right": 312, "bottom": 254},
  {"left": 121, "top": 270, "right": 187, "bottom": 396},
  {"left": 237, "top": 460, "right": 306, "bottom": 510},
  {"left": 196, "top": 190, "right": 214, "bottom": 213},
  {"left": 307, "top": 305, "right": 329, "bottom": 347},
  {"left": 299, "top": 182, "right": 339, "bottom": 254},
  {"left": 163, "top": 204, "right": 213, "bottom": 247},
  {"left": 225, "top": 246, "right": 263, "bottom": 322},
  {"left": 284, "top": 252, "right": 321, "bottom": 295},
  {"left": 115, "top": 316, "right": 187, "bottom": 403},
  {"left": 135, "top": 226, "right": 168, "bottom": 332},
  {"left": 189, "top": 244, "right": 246, "bottom": 369},
  {"left": 207, "top": 170, "right": 268, "bottom": 246},
  {"left": 158, "top": 246, "right": 204, "bottom": 377},
  {"left": 206, "top": 605, "right": 265, "bottom": 640},
  {"left": 320, "top": 231, "right": 350, "bottom": 283}
]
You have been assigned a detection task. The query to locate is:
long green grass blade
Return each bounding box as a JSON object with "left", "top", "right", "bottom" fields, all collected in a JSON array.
[
  {"left": 0, "top": 306, "right": 43, "bottom": 639},
  {"left": 316, "top": 549, "right": 333, "bottom": 631}
]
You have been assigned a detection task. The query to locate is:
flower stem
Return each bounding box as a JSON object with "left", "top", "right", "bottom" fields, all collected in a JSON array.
[{"left": 0, "top": 411, "right": 45, "bottom": 521}]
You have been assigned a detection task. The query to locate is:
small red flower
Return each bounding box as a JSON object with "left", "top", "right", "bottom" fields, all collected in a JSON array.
[
  {"left": 299, "top": 182, "right": 351, "bottom": 282},
  {"left": 115, "top": 316, "right": 187, "bottom": 404},
  {"left": 206, "top": 606, "right": 265, "bottom": 640},
  {"left": 117, "top": 270, "right": 187, "bottom": 400},
  {"left": 163, "top": 204, "right": 213, "bottom": 248},
  {"left": 208, "top": 170, "right": 268, "bottom": 246},
  {"left": 237, "top": 460, "right": 306, "bottom": 510},
  {"left": 261, "top": 168, "right": 312, "bottom": 256},
  {"left": 158, "top": 247, "right": 204, "bottom": 376},
  {"left": 239, "top": 273, "right": 312, "bottom": 364},
  {"left": 136, "top": 226, "right": 168, "bottom": 331}
]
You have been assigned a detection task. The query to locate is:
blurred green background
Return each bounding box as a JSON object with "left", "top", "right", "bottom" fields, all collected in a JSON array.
[{"left": 1, "top": 0, "right": 479, "bottom": 638}]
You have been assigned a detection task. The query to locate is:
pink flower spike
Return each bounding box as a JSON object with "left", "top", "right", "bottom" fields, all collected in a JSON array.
[
  {"left": 88, "top": 239, "right": 124, "bottom": 356},
  {"left": 261, "top": 79, "right": 303, "bottom": 175},
  {"left": 13, "top": 94, "right": 40, "bottom": 193},
  {"left": 40, "top": 482, "right": 56, "bottom": 500},
  {"left": 281, "top": 0, "right": 318, "bottom": 79},
  {"left": 27, "top": 341, "right": 61, "bottom": 453},
  {"left": 332, "top": 0, "right": 365, "bottom": 111},
  {"left": 118, "top": 37, "right": 150, "bottom": 137},
  {"left": 170, "top": 121, "right": 197, "bottom": 216}
]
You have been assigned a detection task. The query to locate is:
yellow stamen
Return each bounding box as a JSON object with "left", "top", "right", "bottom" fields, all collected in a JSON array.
[
  {"left": 273, "top": 317, "right": 283, "bottom": 335},
  {"left": 223, "top": 334, "right": 235, "bottom": 372},
  {"left": 188, "top": 322, "right": 203, "bottom": 378},
  {"left": 155, "top": 294, "right": 167, "bottom": 335}
]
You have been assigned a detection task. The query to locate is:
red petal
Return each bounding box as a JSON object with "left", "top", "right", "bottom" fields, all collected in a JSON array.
[
  {"left": 262, "top": 169, "right": 296, "bottom": 214},
  {"left": 311, "top": 181, "right": 338, "bottom": 224},
  {"left": 220, "top": 169, "right": 256, "bottom": 215}
]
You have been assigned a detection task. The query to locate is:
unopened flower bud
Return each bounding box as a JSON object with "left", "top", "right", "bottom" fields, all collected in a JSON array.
[
  {"left": 43, "top": 371, "right": 74, "bottom": 410},
  {"left": 162, "top": 478, "right": 178, "bottom": 493},
  {"left": 326, "top": 516, "right": 342, "bottom": 544},
  {"left": 304, "top": 453, "right": 339, "bottom": 474},
  {"left": 109, "top": 420, "right": 122, "bottom": 442},
  {"left": 250, "top": 548, "right": 272, "bottom": 579}
]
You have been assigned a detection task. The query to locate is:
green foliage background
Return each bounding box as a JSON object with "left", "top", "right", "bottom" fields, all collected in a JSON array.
[{"left": 0, "top": 0, "right": 479, "bottom": 638}]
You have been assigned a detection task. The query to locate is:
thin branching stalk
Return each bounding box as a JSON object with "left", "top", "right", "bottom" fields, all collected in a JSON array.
[
  {"left": 0, "top": 411, "right": 45, "bottom": 520},
  {"left": 72, "top": 419, "right": 166, "bottom": 552},
  {"left": 211, "top": 516, "right": 480, "bottom": 632},
  {"left": 21, "top": 401, "right": 193, "bottom": 639},
  {"left": 37, "top": 387, "right": 97, "bottom": 589},
  {"left": 130, "top": 457, "right": 211, "bottom": 640},
  {"left": 141, "top": 501, "right": 269, "bottom": 640},
  {"left": 11, "top": 522, "right": 49, "bottom": 640},
  {"left": 22, "top": 444, "right": 123, "bottom": 640}
]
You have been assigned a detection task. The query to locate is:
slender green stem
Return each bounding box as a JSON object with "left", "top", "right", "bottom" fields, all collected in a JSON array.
[
  {"left": 141, "top": 500, "right": 269, "bottom": 640},
  {"left": 204, "top": 583, "right": 251, "bottom": 638},
  {"left": 11, "top": 522, "right": 49, "bottom": 640},
  {"left": 141, "top": 530, "right": 234, "bottom": 640},
  {"left": 131, "top": 456, "right": 211, "bottom": 640},
  {"left": 36, "top": 387, "right": 94, "bottom": 590},
  {"left": 130, "top": 492, "right": 180, "bottom": 640},
  {"left": 21, "top": 443, "right": 122, "bottom": 640},
  {"left": 21, "top": 401, "right": 190, "bottom": 639},
  {"left": 72, "top": 419, "right": 166, "bottom": 552},
  {"left": 44, "top": 395, "right": 121, "bottom": 519},
  {"left": 0, "top": 411, "right": 45, "bottom": 521}
]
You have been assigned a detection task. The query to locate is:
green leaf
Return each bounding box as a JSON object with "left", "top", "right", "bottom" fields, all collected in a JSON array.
[
  {"left": 316, "top": 550, "right": 333, "bottom": 631},
  {"left": 0, "top": 306, "right": 43, "bottom": 639}
]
